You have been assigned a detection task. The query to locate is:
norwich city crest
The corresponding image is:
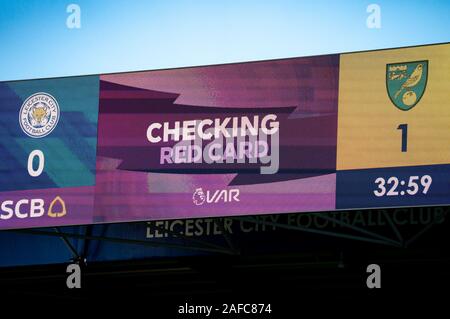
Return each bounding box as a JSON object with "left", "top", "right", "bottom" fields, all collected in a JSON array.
[{"left": 386, "top": 60, "right": 428, "bottom": 111}]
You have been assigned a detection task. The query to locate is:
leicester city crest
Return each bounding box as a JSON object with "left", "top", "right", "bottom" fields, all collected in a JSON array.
[
  {"left": 19, "top": 92, "right": 60, "bottom": 138},
  {"left": 386, "top": 60, "right": 428, "bottom": 111}
]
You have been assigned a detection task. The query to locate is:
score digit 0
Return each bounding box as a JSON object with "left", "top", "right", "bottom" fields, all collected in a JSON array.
[{"left": 28, "top": 150, "right": 45, "bottom": 177}]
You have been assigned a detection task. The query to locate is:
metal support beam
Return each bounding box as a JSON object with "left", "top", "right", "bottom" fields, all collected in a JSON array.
[
  {"left": 146, "top": 221, "right": 239, "bottom": 253},
  {"left": 232, "top": 216, "right": 402, "bottom": 247},
  {"left": 382, "top": 211, "right": 404, "bottom": 245},
  {"left": 405, "top": 221, "right": 436, "bottom": 248},
  {"left": 54, "top": 227, "right": 80, "bottom": 260},
  {"left": 9, "top": 228, "right": 235, "bottom": 255},
  {"left": 81, "top": 225, "right": 91, "bottom": 260},
  {"left": 214, "top": 218, "right": 239, "bottom": 255},
  {"left": 315, "top": 213, "right": 401, "bottom": 246}
]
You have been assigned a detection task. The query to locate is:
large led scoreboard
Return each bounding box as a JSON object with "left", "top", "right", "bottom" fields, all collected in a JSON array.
[{"left": 1, "top": 43, "right": 449, "bottom": 230}]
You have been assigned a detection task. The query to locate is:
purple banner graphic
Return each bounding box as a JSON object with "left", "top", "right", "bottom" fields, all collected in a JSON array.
[{"left": 94, "top": 55, "right": 339, "bottom": 223}]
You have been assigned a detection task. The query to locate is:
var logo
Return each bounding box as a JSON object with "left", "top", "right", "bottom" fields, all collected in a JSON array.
[
  {"left": 0, "top": 196, "right": 67, "bottom": 220},
  {"left": 192, "top": 188, "right": 240, "bottom": 206}
]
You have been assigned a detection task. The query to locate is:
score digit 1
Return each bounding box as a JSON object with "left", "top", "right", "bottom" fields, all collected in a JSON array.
[
  {"left": 397, "top": 124, "right": 408, "bottom": 152},
  {"left": 28, "top": 150, "right": 44, "bottom": 177}
]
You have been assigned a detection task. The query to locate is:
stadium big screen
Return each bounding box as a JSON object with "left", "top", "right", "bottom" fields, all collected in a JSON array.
[{"left": 0, "top": 43, "right": 449, "bottom": 230}]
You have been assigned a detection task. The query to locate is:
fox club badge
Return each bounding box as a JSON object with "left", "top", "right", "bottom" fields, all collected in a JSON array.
[
  {"left": 386, "top": 60, "right": 428, "bottom": 111},
  {"left": 19, "top": 92, "right": 60, "bottom": 138}
]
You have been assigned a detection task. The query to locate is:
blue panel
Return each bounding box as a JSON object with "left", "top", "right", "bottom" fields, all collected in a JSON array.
[{"left": 336, "top": 164, "right": 450, "bottom": 209}]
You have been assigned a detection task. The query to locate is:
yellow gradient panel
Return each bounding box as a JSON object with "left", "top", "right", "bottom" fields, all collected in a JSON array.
[{"left": 337, "top": 43, "right": 450, "bottom": 170}]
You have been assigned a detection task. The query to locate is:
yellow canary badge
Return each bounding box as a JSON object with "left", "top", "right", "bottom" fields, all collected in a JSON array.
[{"left": 386, "top": 60, "right": 428, "bottom": 111}]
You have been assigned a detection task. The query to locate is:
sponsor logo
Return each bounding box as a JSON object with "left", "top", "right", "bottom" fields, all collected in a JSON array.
[
  {"left": 386, "top": 60, "right": 428, "bottom": 111},
  {"left": 192, "top": 188, "right": 240, "bottom": 206},
  {"left": 0, "top": 196, "right": 66, "bottom": 220},
  {"left": 19, "top": 92, "right": 60, "bottom": 138},
  {"left": 48, "top": 196, "right": 67, "bottom": 217}
]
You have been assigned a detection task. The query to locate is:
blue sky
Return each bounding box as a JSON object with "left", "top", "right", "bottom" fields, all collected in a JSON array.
[{"left": 0, "top": 0, "right": 449, "bottom": 81}]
